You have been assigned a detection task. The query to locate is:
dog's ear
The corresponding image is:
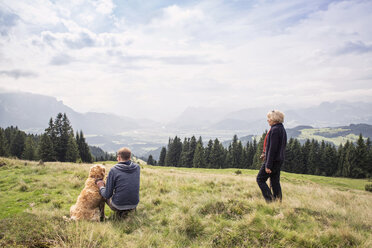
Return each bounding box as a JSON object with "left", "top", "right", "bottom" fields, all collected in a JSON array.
[
  {"left": 90, "top": 164, "right": 105, "bottom": 179},
  {"left": 89, "top": 165, "right": 99, "bottom": 178}
]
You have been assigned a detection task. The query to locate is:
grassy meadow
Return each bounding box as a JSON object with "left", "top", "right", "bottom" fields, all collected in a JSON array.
[
  {"left": 0, "top": 157, "right": 371, "bottom": 247},
  {"left": 297, "top": 128, "right": 361, "bottom": 146}
]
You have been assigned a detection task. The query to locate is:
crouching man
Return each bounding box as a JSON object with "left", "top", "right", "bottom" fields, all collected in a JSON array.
[{"left": 96, "top": 147, "right": 140, "bottom": 219}]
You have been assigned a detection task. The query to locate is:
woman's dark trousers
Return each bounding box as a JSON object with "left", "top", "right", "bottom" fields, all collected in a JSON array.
[{"left": 256, "top": 162, "right": 282, "bottom": 202}]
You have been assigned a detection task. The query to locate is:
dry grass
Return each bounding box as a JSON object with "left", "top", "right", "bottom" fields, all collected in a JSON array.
[{"left": 0, "top": 157, "right": 371, "bottom": 247}]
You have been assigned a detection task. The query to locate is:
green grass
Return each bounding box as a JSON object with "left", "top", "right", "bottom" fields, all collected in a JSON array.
[
  {"left": 298, "top": 128, "right": 361, "bottom": 146},
  {"left": 151, "top": 165, "right": 368, "bottom": 191},
  {"left": 0, "top": 157, "right": 371, "bottom": 247}
]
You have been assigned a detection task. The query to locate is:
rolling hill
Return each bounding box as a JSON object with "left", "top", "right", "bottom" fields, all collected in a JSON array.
[{"left": 0, "top": 157, "right": 371, "bottom": 247}]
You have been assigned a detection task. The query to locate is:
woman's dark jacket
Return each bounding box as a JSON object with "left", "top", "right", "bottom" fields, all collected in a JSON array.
[{"left": 265, "top": 123, "right": 287, "bottom": 170}]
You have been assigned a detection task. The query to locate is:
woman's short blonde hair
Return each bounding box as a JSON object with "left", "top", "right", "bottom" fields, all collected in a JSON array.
[{"left": 267, "top": 110, "right": 285, "bottom": 123}]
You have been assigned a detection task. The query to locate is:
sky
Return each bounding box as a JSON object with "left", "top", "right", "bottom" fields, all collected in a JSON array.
[{"left": 0, "top": 0, "right": 372, "bottom": 122}]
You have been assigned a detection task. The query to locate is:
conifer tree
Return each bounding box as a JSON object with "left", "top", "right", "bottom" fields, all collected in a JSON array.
[
  {"left": 45, "top": 117, "right": 57, "bottom": 158},
  {"left": 193, "top": 143, "right": 205, "bottom": 168},
  {"left": 38, "top": 134, "right": 55, "bottom": 161},
  {"left": 322, "top": 143, "right": 338, "bottom": 176},
  {"left": 179, "top": 138, "right": 190, "bottom": 167},
  {"left": 307, "top": 140, "right": 320, "bottom": 175},
  {"left": 165, "top": 136, "right": 182, "bottom": 166},
  {"left": 283, "top": 138, "right": 294, "bottom": 172},
  {"left": 22, "top": 136, "right": 37, "bottom": 160},
  {"left": 354, "top": 134, "right": 368, "bottom": 178},
  {"left": 53, "top": 113, "right": 64, "bottom": 161},
  {"left": 158, "top": 147, "right": 166, "bottom": 166},
  {"left": 301, "top": 139, "right": 311, "bottom": 174},
  {"left": 342, "top": 141, "right": 355, "bottom": 177},
  {"left": 317, "top": 140, "right": 327, "bottom": 176},
  {"left": 366, "top": 138, "right": 372, "bottom": 177},
  {"left": 224, "top": 144, "right": 233, "bottom": 168},
  {"left": 253, "top": 132, "right": 266, "bottom": 169},
  {"left": 204, "top": 139, "right": 213, "bottom": 168},
  {"left": 289, "top": 139, "right": 303, "bottom": 174},
  {"left": 0, "top": 128, "right": 9, "bottom": 156},
  {"left": 230, "top": 135, "right": 243, "bottom": 168},
  {"left": 188, "top": 136, "right": 197, "bottom": 167},
  {"left": 147, "top": 155, "right": 155, "bottom": 165},
  {"left": 335, "top": 143, "right": 344, "bottom": 177},
  {"left": 241, "top": 144, "right": 249, "bottom": 169},
  {"left": 76, "top": 130, "right": 93, "bottom": 163},
  {"left": 10, "top": 129, "right": 26, "bottom": 158},
  {"left": 245, "top": 141, "right": 253, "bottom": 168},
  {"left": 210, "top": 138, "right": 224, "bottom": 168},
  {"left": 65, "top": 134, "right": 80, "bottom": 162}
]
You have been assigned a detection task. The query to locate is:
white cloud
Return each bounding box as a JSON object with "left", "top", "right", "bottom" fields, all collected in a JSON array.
[
  {"left": 150, "top": 5, "right": 205, "bottom": 28},
  {"left": 0, "top": 0, "right": 372, "bottom": 122},
  {"left": 93, "top": 0, "right": 115, "bottom": 15}
]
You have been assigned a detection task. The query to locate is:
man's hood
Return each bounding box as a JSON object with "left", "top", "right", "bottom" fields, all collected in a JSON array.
[{"left": 114, "top": 161, "right": 139, "bottom": 173}]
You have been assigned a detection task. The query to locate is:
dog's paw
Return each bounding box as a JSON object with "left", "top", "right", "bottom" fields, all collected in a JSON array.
[{"left": 63, "top": 216, "right": 72, "bottom": 222}]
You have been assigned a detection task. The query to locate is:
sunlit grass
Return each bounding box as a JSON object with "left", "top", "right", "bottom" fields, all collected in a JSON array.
[
  {"left": 298, "top": 128, "right": 360, "bottom": 145},
  {"left": 0, "top": 157, "right": 371, "bottom": 247}
]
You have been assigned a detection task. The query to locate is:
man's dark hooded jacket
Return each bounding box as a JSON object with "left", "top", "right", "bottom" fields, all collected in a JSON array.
[
  {"left": 99, "top": 161, "right": 140, "bottom": 210},
  {"left": 265, "top": 123, "right": 287, "bottom": 170}
]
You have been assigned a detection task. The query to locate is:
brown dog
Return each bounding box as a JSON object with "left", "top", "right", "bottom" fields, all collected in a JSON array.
[{"left": 70, "top": 164, "right": 106, "bottom": 221}]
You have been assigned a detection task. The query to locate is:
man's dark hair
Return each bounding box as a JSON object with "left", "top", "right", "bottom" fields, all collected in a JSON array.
[{"left": 118, "top": 147, "right": 131, "bottom": 161}]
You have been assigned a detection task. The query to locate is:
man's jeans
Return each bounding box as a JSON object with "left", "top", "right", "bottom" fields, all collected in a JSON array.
[
  {"left": 256, "top": 162, "right": 282, "bottom": 202},
  {"left": 102, "top": 198, "right": 136, "bottom": 219}
]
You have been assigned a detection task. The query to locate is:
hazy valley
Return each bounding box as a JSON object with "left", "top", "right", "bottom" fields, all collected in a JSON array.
[{"left": 1, "top": 91, "right": 372, "bottom": 157}]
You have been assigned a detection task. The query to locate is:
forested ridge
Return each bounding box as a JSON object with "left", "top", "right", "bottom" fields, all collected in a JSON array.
[
  {"left": 149, "top": 133, "right": 372, "bottom": 179},
  {"left": 1, "top": 113, "right": 371, "bottom": 179},
  {"left": 0, "top": 113, "right": 96, "bottom": 163}
]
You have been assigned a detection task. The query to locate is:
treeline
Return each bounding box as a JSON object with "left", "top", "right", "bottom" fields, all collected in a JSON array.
[
  {"left": 148, "top": 133, "right": 372, "bottom": 178},
  {"left": 89, "top": 146, "right": 116, "bottom": 161},
  {"left": 0, "top": 113, "right": 96, "bottom": 163}
]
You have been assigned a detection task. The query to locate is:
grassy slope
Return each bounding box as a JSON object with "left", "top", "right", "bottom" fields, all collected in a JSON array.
[
  {"left": 297, "top": 128, "right": 360, "bottom": 146},
  {"left": 0, "top": 157, "right": 371, "bottom": 248}
]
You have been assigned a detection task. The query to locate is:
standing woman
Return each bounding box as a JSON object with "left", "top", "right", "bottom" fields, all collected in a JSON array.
[{"left": 257, "top": 110, "right": 287, "bottom": 202}]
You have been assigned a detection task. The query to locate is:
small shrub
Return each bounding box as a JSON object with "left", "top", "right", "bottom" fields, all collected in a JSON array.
[
  {"left": 152, "top": 198, "right": 161, "bottom": 206},
  {"left": 206, "top": 181, "right": 216, "bottom": 188},
  {"left": 180, "top": 215, "right": 204, "bottom": 239},
  {"left": 18, "top": 181, "right": 28, "bottom": 192},
  {"left": 160, "top": 218, "right": 168, "bottom": 226},
  {"left": 159, "top": 187, "right": 170, "bottom": 194},
  {"left": 40, "top": 196, "right": 51, "bottom": 203},
  {"left": 0, "top": 160, "right": 6, "bottom": 167},
  {"left": 200, "top": 200, "right": 251, "bottom": 219},
  {"left": 235, "top": 170, "right": 242, "bottom": 175},
  {"left": 52, "top": 200, "right": 63, "bottom": 209},
  {"left": 212, "top": 228, "right": 243, "bottom": 248},
  {"left": 365, "top": 183, "right": 372, "bottom": 192},
  {"left": 200, "top": 201, "right": 226, "bottom": 215}
]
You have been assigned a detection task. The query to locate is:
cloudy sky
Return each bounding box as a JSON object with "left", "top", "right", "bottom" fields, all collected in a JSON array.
[{"left": 0, "top": 0, "right": 371, "bottom": 121}]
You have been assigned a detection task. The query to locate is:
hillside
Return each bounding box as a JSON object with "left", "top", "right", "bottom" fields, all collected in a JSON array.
[
  {"left": 0, "top": 157, "right": 371, "bottom": 247},
  {"left": 0, "top": 91, "right": 142, "bottom": 134},
  {"left": 292, "top": 123, "right": 372, "bottom": 145},
  {"left": 228, "top": 124, "right": 372, "bottom": 148}
]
